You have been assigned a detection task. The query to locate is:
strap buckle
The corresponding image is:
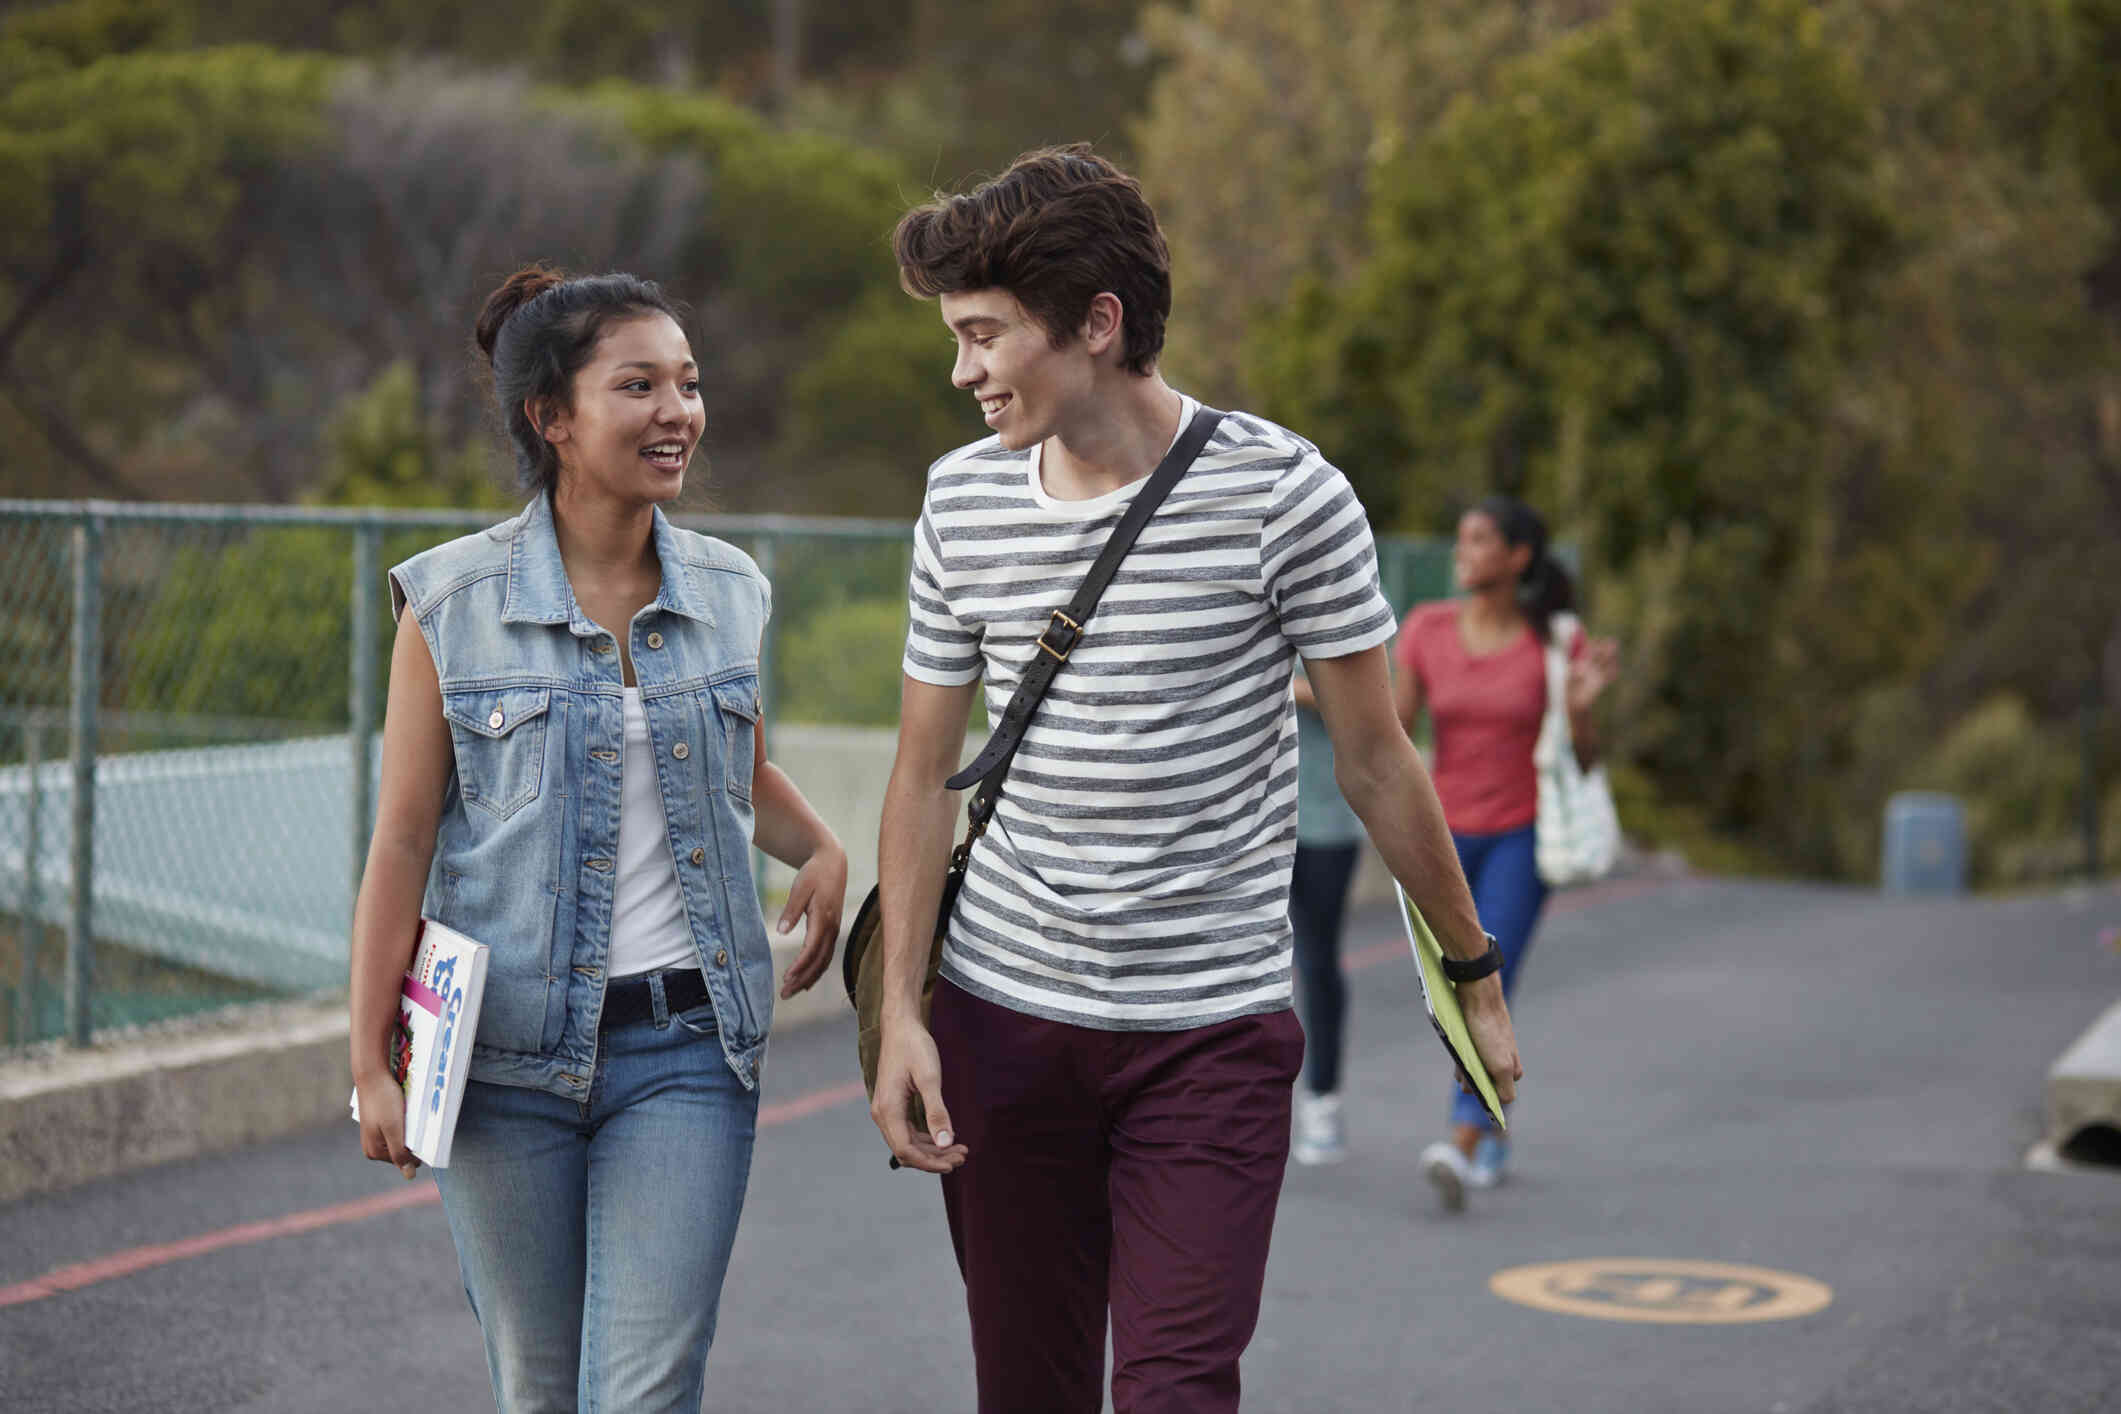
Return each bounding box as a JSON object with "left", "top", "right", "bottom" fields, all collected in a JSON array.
[{"left": 1036, "top": 609, "right": 1082, "bottom": 662}]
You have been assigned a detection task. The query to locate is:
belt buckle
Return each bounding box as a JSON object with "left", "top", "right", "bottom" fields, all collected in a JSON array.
[{"left": 1036, "top": 609, "right": 1081, "bottom": 662}]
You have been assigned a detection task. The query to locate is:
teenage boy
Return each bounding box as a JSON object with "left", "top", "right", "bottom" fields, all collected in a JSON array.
[{"left": 869, "top": 144, "right": 1522, "bottom": 1414}]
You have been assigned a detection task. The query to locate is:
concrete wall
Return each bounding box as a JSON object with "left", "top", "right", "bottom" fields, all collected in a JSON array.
[{"left": 0, "top": 1003, "right": 349, "bottom": 1205}]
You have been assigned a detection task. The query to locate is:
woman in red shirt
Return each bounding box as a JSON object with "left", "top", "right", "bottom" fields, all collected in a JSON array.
[{"left": 1395, "top": 496, "right": 1617, "bottom": 1210}]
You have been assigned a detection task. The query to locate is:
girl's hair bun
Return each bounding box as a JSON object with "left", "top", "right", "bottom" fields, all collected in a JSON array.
[{"left": 474, "top": 264, "right": 568, "bottom": 361}]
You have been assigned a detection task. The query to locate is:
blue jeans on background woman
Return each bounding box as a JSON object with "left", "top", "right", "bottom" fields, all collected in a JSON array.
[
  {"left": 434, "top": 969, "right": 759, "bottom": 1414},
  {"left": 1447, "top": 824, "right": 1547, "bottom": 1133}
]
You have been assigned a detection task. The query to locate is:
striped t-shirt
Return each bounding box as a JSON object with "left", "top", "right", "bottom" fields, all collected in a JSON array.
[{"left": 902, "top": 399, "right": 1397, "bottom": 1030}]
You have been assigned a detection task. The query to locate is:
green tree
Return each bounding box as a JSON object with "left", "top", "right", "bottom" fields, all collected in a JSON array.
[
  {"left": 279, "top": 65, "right": 705, "bottom": 478},
  {"left": 590, "top": 83, "right": 912, "bottom": 323},
  {"left": 119, "top": 525, "right": 353, "bottom": 729},
  {"left": 773, "top": 597, "right": 909, "bottom": 727},
  {"left": 784, "top": 0, "right": 1159, "bottom": 193},
  {"left": 1252, "top": 0, "right": 1900, "bottom": 865},
  {"left": 312, "top": 361, "right": 508, "bottom": 510},
  {"left": 0, "top": 27, "right": 333, "bottom": 497},
  {"left": 1135, "top": 0, "right": 1616, "bottom": 405},
  {"left": 593, "top": 83, "right": 977, "bottom": 506},
  {"left": 1808, "top": 0, "right": 2121, "bottom": 874},
  {"left": 119, "top": 363, "right": 509, "bottom": 732},
  {"left": 771, "top": 291, "right": 985, "bottom": 517}
]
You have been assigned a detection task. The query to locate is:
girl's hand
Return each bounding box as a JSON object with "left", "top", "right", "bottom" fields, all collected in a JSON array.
[
  {"left": 1565, "top": 636, "right": 1620, "bottom": 716},
  {"left": 354, "top": 1068, "right": 421, "bottom": 1180},
  {"left": 776, "top": 839, "right": 848, "bottom": 998}
]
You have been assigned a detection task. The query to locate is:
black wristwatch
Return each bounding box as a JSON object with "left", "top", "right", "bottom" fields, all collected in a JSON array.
[{"left": 1439, "top": 933, "right": 1503, "bottom": 984}]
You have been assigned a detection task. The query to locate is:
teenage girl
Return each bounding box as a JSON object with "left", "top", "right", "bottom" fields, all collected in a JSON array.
[
  {"left": 1395, "top": 495, "right": 1616, "bottom": 1210},
  {"left": 351, "top": 266, "right": 847, "bottom": 1411}
]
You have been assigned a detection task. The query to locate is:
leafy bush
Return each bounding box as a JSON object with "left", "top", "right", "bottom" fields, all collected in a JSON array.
[
  {"left": 771, "top": 597, "right": 908, "bottom": 728},
  {"left": 1912, "top": 695, "right": 2087, "bottom": 887},
  {"left": 316, "top": 361, "right": 507, "bottom": 510},
  {"left": 771, "top": 291, "right": 987, "bottom": 517},
  {"left": 120, "top": 364, "right": 505, "bottom": 734}
]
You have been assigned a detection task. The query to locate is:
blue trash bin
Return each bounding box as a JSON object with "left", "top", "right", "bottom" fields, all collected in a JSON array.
[{"left": 1882, "top": 792, "right": 1967, "bottom": 895}]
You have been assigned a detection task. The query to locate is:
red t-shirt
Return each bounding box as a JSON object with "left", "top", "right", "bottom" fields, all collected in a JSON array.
[{"left": 1394, "top": 601, "right": 1580, "bottom": 836}]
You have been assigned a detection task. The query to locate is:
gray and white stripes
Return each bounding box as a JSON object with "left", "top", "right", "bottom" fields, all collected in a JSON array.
[{"left": 903, "top": 401, "right": 1396, "bottom": 1031}]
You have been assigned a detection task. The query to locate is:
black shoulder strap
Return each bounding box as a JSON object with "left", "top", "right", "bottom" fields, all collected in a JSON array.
[{"left": 943, "top": 405, "right": 1224, "bottom": 835}]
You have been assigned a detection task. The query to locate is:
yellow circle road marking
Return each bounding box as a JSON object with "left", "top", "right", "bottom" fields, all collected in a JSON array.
[{"left": 1490, "top": 1259, "right": 1833, "bottom": 1325}]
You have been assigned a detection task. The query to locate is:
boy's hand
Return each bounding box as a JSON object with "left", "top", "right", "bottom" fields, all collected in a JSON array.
[{"left": 869, "top": 1016, "right": 967, "bottom": 1174}]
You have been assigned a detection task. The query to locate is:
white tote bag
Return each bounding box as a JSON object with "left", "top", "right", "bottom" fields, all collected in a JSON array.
[{"left": 1533, "top": 612, "right": 1622, "bottom": 886}]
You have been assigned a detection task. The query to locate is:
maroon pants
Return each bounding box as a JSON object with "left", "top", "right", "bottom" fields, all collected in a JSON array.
[{"left": 931, "top": 978, "right": 1305, "bottom": 1414}]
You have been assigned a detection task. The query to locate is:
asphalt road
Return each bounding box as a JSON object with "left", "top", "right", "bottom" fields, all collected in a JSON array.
[{"left": 4, "top": 875, "right": 2119, "bottom": 1412}]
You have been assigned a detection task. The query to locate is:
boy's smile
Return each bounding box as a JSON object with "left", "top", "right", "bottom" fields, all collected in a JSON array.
[{"left": 940, "top": 288, "right": 1091, "bottom": 453}]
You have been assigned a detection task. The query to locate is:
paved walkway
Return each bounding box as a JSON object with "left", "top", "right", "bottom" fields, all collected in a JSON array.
[{"left": 4, "top": 876, "right": 2119, "bottom": 1412}]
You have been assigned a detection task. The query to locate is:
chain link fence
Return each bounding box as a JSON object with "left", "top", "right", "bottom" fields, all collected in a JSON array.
[{"left": 0, "top": 500, "right": 1449, "bottom": 1051}]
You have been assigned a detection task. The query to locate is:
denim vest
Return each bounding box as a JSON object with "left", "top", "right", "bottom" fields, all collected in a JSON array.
[{"left": 388, "top": 495, "right": 775, "bottom": 1099}]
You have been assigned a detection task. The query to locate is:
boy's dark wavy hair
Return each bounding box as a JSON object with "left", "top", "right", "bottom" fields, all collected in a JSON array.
[{"left": 893, "top": 144, "right": 1171, "bottom": 375}]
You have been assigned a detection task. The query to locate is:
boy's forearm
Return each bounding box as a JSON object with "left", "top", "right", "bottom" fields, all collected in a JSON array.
[
  {"left": 1338, "top": 738, "right": 1490, "bottom": 965},
  {"left": 875, "top": 766, "right": 962, "bottom": 1022}
]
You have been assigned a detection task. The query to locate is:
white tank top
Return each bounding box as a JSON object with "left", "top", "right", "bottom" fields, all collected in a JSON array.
[{"left": 609, "top": 688, "right": 700, "bottom": 978}]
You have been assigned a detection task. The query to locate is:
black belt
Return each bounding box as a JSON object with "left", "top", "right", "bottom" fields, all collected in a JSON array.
[{"left": 602, "top": 968, "right": 711, "bottom": 1028}]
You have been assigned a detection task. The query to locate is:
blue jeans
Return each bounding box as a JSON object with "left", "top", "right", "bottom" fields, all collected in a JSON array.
[
  {"left": 434, "top": 968, "right": 760, "bottom": 1414},
  {"left": 1449, "top": 825, "right": 1547, "bottom": 1132}
]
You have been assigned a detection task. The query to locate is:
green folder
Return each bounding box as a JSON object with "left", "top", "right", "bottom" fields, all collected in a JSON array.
[{"left": 1394, "top": 883, "right": 1508, "bottom": 1131}]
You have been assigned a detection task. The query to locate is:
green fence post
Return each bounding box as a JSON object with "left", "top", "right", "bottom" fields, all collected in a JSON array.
[
  {"left": 1378, "top": 537, "right": 1407, "bottom": 614},
  {"left": 351, "top": 521, "right": 379, "bottom": 911},
  {"left": 16, "top": 719, "right": 41, "bottom": 1045},
  {"left": 66, "top": 512, "right": 101, "bottom": 1047}
]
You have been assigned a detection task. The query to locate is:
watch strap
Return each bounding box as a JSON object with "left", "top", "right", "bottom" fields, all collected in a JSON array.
[{"left": 1439, "top": 933, "right": 1503, "bottom": 984}]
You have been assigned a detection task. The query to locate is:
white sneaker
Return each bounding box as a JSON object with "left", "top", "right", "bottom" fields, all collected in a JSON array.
[
  {"left": 1420, "top": 1140, "right": 1470, "bottom": 1212},
  {"left": 1292, "top": 1091, "right": 1345, "bottom": 1165}
]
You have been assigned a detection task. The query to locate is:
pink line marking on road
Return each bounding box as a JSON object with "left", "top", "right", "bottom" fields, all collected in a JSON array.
[
  {"left": 1, "top": 1069, "right": 876, "bottom": 1310},
  {"left": 759, "top": 1079, "right": 868, "bottom": 1127},
  {"left": 0, "top": 1185, "right": 438, "bottom": 1309}
]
